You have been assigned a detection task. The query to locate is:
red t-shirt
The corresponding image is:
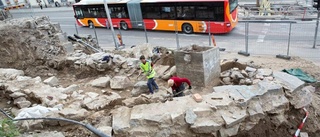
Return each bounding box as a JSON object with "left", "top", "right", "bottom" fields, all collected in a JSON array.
[{"left": 170, "top": 76, "right": 191, "bottom": 91}]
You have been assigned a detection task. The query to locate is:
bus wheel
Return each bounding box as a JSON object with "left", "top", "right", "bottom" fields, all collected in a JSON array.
[
  {"left": 120, "top": 21, "right": 128, "bottom": 30},
  {"left": 182, "top": 23, "right": 193, "bottom": 34}
]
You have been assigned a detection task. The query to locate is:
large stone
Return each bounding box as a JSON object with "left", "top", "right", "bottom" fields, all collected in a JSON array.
[
  {"left": 273, "top": 71, "right": 305, "bottom": 93},
  {"left": 161, "top": 66, "right": 176, "bottom": 80},
  {"left": 247, "top": 99, "right": 264, "bottom": 121},
  {"left": 58, "top": 108, "right": 89, "bottom": 121},
  {"left": 112, "top": 107, "right": 132, "bottom": 135},
  {"left": 20, "top": 131, "right": 65, "bottom": 137},
  {"left": 202, "top": 92, "right": 233, "bottom": 109},
  {"left": 62, "top": 84, "right": 79, "bottom": 94},
  {"left": 245, "top": 66, "right": 257, "bottom": 72},
  {"left": 28, "top": 85, "right": 68, "bottom": 107},
  {"left": 90, "top": 76, "right": 111, "bottom": 88},
  {"left": 300, "top": 132, "right": 309, "bottom": 137},
  {"left": 220, "top": 71, "right": 231, "bottom": 78},
  {"left": 154, "top": 65, "right": 170, "bottom": 78},
  {"left": 131, "top": 81, "right": 148, "bottom": 97},
  {"left": 230, "top": 71, "right": 245, "bottom": 79},
  {"left": 260, "top": 89, "right": 289, "bottom": 114},
  {"left": 122, "top": 96, "right": 150, "bottom": 107},
  {"left": 0, "top": 68, "right": 24, "bottom": 78},
  {"left": 191, "top": 118, "right": 223, "bottom": 133},
  {"left": 14, "top": 97, "right": 27, "bottom": 105},
  {"left": 17, "top": 101, "right": 32, "bottom": 109},
  {"left": 289, "top": 87, "right": 312, "bottom": 109},
  {"left": 213, "top": 85, "right": 257, "bottom": 103},
  {"left": 185, "top": 109, "right": 197, "bottom": 124},
  {"left": 131, "top": 43, "right": 154, "bottom": 59},
  {"left": 220, "top": 107, "right": 247, "bottom": 128},
  {"left": 126, "top": 58, "right": 140, "bottom": 68},
  {"left": 82, "top": 92, "right": 122, "bottom": 110},
  {"left": 257, "top": 69, "right": 273, "bottom": 77},
  {"left": 44, "top": 76, "right": 59, "bottom": 87},
  {"left": 10, "top": 92, "right": 27, "bottom": 99},
  {"left": 218, "top": 124, "right": 240, "bottom": 137},
  {"left": 113, "top": 55, "right": 127, "bottom": 66},
  {"left": 97, "top": 126, "right": 112, "bottom": 137},
  {"left": 110, "top": 76, "right": 133, "bottom": 90}
]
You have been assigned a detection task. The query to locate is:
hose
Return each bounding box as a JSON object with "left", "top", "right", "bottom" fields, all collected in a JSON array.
[{"left": 0, "top": 108, "right": 110, "bottom": 137}]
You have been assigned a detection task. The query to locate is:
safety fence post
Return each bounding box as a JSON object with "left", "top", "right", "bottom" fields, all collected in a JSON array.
[
  {"left": 143, "top": 22, "right": 148, "bottom": 43},
  {"left": 75, "top": 23, "right": 78, "bottom": 35},
  {"left": 174, "top": 20, "right": 180, "bottom": 50},
  {"left": 238, "top": 22, "right": 250, "bottom": 56}
]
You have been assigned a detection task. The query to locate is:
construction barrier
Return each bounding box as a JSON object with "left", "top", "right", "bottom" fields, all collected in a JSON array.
[
  {"left": 211, "top": 34, "right": 217, "bottom": 47},
  {"left": 293, "top": 107, "right": 309, "bottom": 137},
  {"left": 117, "top": 34, "right": 124, "bottom": 46},
  {"left": 4, "top": 4, "right": 25, "bottom": 11}
]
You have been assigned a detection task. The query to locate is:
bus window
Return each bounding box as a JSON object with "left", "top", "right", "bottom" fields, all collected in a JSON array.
[
  {"left": 182, "top": 6, "right": 195, "bottom": 19},
  {"left": 109, "top": 6, "right": 128, "bottom": 18},
  {"left": 141, "top": 4, "right": 161, "bottom": 19},
  {"left": 195, "top": 6, "right": 214, "bottom": 20},
  {"left": 229, "top": 0, "right": 238, "bottom": 13},
  {"left": 161, "top": 6, "right": 175, "bottom": 19}
]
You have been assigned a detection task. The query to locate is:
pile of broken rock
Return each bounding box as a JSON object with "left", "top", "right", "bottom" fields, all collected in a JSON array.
[{"left": 220, "top": 66, "right": 274, "bottom": 86}]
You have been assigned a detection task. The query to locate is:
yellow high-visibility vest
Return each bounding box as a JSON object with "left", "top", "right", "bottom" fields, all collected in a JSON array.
[{"left": 140, "top": 61, "right": 155, "bottom": 79}]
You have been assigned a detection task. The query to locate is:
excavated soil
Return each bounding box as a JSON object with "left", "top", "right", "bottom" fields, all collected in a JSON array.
[{"left": 1, "top": 17, "right": 320, "bottom": 137}]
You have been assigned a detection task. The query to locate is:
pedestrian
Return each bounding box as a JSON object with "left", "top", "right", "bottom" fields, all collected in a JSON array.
[
  {"left": 167, "top": 76, "right": 192, "bottom": 97},
  {"left": 139, "top": 55, "right": 158, "bottom": 94}
]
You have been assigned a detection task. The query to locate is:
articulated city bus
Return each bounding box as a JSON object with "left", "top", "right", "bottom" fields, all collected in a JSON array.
[{"left": 73, "top": 0, "right": 238, "bottom": 34}]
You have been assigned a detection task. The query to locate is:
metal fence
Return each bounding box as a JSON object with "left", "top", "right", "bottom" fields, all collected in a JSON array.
[{"left": 71, "top": 20, "right": 320, "bottom": 64}]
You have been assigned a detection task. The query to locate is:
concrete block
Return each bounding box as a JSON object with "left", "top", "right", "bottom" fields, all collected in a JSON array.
[
  {"left": 62, "top": 42, "right": 74, "bottom": 54},
  {"left": 175, "top": 46, "right": 220, "bottom": 87},
  {"left": 192, "top": 93, "right": 203, "bottom": 102},
  {"left": 273, "top": 71, "right": 305, "bottom": 93}
]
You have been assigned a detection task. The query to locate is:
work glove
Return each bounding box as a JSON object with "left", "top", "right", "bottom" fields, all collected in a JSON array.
[{"left": 188, "top": 86, "right": 192, "bottom": 89}]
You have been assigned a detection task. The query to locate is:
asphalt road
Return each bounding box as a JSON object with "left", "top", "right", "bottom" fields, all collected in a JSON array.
[{"left": 9, "top": 8, "right": 320, "bottom": 65}]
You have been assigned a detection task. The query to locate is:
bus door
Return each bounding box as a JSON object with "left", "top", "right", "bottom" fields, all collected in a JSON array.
[
  {"left": 74, "top": 6, "right": 84, "bottom": 19},
  {"left": 127, "top": 0, "right": 143, "bottom": 29}
]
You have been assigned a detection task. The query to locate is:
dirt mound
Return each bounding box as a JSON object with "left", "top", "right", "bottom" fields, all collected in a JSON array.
[{"left": 0, "top": 16, "right": 67, "bottom": 77}]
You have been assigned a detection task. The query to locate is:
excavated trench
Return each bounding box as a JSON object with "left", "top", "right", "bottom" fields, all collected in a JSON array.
[{"left": 0, "top": 16, "right": 320, "bottom": 137}]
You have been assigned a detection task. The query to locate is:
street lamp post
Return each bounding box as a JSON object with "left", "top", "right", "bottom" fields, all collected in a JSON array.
[{"left": 103, "top": 0, "right": 119, "bottom": 50}]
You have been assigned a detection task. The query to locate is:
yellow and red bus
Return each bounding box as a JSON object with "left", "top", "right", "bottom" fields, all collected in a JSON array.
[{"left": 73, "top": 0, "right": 238, "bottom": 34}]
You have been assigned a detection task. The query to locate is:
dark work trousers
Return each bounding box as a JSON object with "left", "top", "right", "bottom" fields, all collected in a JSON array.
[
  {"left": 147, "top": 78, "right": 158, "bottom": 94},
  {"left": 173, "top": 84, "right": 185, "bottom": 97}
]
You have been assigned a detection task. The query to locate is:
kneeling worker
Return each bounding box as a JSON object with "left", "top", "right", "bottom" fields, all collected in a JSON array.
[{"left": 167, "top": 76, "right": 192, "bottom": 97}]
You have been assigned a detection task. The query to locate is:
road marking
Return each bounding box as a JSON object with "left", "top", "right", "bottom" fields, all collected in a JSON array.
[
  {"left": 60, "top": 25, "right": 76, "bottom": 27},
  {"left": 49, "top": 17, "right": 74, "bottom": 19},
  {"left": 257, "top": 24, "right": 270, "bottom": 42}
]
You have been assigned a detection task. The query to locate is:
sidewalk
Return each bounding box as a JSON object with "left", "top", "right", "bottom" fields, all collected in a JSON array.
[{"left": 9, "top": 7, "right": 73, "bottom": 13}]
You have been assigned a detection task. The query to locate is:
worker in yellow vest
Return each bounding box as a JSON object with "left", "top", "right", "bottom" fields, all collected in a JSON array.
[{"left": 139, "top": 55, "right": 159, "bottom": 94}]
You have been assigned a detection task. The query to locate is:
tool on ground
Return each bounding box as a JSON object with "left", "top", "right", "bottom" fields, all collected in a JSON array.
[{"left": 0, "top": 108, "right": 109, "bottom": 137}]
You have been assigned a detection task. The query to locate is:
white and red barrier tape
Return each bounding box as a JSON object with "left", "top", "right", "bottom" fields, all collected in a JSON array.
[{"left": 293, "top": 107, "right": 309, "bottom": 137}]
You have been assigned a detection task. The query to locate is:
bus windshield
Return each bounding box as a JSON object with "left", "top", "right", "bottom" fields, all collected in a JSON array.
[{"left": 229, "top": 0, "right": 238, "bottom": 13}]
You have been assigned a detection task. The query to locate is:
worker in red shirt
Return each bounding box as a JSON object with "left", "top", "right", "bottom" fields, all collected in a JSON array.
[{"left": 167, "top": 76, "right": 192, "bottom": 97}]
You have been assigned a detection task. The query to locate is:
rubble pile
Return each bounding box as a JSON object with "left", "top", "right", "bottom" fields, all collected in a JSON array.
[
  {"left": 0, "top": 16, "right": 69, "bottom": 71},
  {"left": 220, "top": 66, "right": 275, "bottom": 85},
  {"left": 0, "top": 17, "right": 319, "bottom": 137}
]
